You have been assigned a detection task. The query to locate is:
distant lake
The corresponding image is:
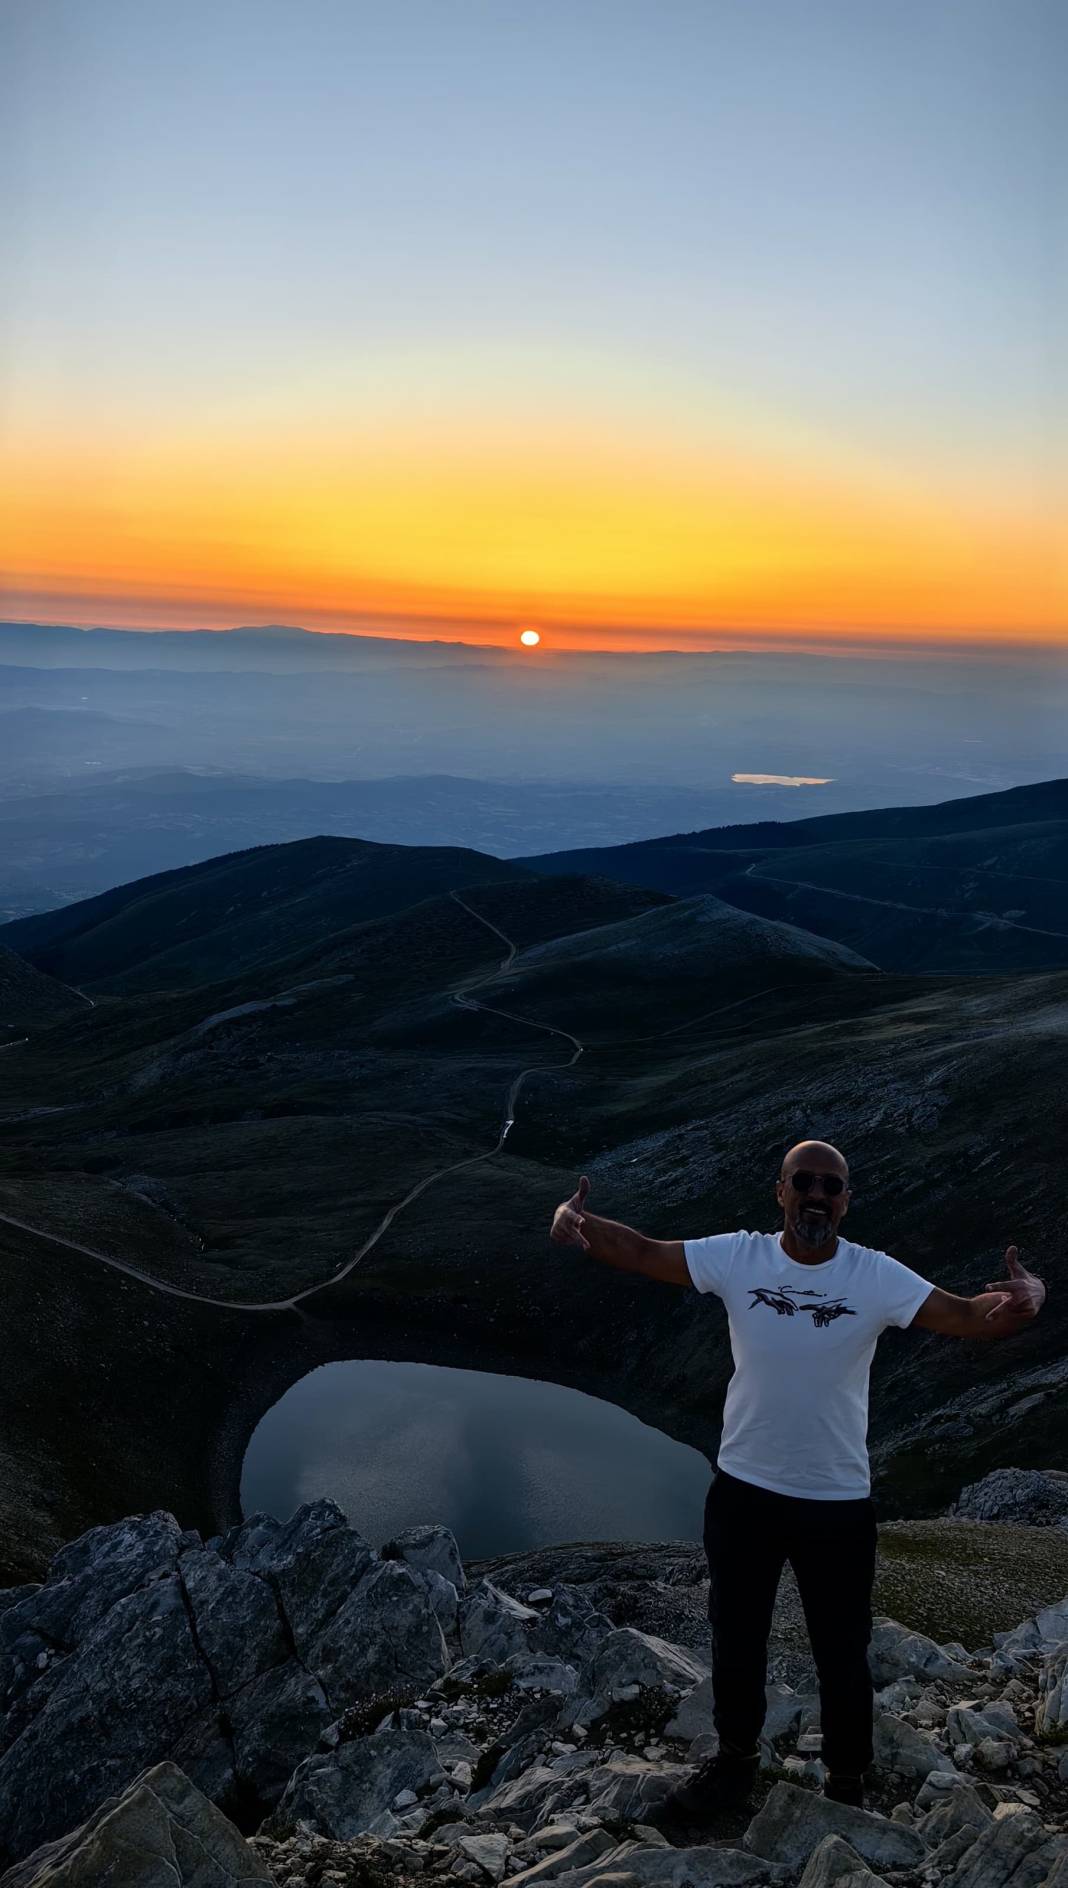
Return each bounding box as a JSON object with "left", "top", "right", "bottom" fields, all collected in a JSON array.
[{"left": 241, "top": 1359, "right": 710, "bottom": 1558}]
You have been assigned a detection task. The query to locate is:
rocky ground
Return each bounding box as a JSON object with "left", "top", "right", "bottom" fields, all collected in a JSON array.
[{"left": 1, "top": 1470, "right": 1068, "bottom": 1886}]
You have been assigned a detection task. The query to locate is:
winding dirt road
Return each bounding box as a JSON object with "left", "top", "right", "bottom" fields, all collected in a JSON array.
[
  {"left": 0, "top": 889, "right": 782, "bottom": 1314},
  {"left": 0, "top": 892, "right": 583, "bottom": 1314}
]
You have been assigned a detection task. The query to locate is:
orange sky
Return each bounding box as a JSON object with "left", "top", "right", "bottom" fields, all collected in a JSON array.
[{"left": 3, "top": 406, "right": 1064, "bottom": 652}]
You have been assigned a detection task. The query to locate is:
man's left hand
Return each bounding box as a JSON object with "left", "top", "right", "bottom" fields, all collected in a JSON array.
[{"left": 982, "top": 1246, "right": 1046, "bottom": 1324}]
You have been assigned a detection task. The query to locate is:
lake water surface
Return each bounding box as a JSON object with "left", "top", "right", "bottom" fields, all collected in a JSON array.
[{"left": 241, "top": 1359, "right": 710, "bottom": 1558}]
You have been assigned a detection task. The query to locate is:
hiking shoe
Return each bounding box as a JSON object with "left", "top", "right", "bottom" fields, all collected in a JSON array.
[
  {"left": 824, "top": 1772, "right": 865, "bottom": 1809},
  {"left": 652, "top": 1744, "right": 760, "bottom": 1827}
]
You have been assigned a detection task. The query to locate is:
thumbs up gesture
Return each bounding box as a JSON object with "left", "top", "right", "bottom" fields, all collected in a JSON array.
[
  {"left": 551, "top": 1176, "right": 591, "bottom": 1252},
  {"left": 981, "top": 1246, "right": 1047, "bottom": 1323}
]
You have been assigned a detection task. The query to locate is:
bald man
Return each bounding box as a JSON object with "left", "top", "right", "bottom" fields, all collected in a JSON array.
[{"left": 549, "top": 1141, "right": 1046, "bottom": 1821}]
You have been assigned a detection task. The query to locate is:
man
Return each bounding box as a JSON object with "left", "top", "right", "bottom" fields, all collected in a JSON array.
[{"left": 549, "top": 1140, "right": 1046, "bottom": 1820}]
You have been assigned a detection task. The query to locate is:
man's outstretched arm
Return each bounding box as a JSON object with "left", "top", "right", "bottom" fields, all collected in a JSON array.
[
  {"left": 911, "top": 1246, "right": 1047, "bottom": 1340},
  {"left": 549, "top": 1176, "right": 690, "bottom": 1286}
]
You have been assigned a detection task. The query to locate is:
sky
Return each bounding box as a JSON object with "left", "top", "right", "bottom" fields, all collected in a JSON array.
[{"left": 2, "top": 0, "right": 1065, "bottom": 651}]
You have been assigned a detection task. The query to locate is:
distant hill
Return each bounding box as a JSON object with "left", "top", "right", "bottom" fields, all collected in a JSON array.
[
  {"left": 0, "top": 836, "right": 533, "bottom": 994},
  {"left": 520, "top": 778, "right": 1068, "bottom": 973},
  {"left": 0, "top": 767, "right": 815, "bottom": 910},
  {"left": 0, "top": 620, "right": 513, "bottom": 673}
]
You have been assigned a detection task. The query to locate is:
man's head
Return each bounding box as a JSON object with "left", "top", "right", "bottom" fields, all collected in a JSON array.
[{"left": 776, "top": 1140, "right": 851, "bottom": 1249}]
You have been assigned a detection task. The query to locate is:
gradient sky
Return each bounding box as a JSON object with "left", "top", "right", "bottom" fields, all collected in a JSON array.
[{"left": 2, "top": 0, "right": 1064, "bottom": 649}]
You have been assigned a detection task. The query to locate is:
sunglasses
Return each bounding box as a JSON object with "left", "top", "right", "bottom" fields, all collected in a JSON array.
[{"left": 786, "top": 1170, "right": 847, "bottom": 1197}]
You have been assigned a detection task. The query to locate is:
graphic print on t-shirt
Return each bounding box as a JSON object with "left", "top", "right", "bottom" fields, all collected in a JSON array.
[{"left": 748, "top": 1284, "right": 857, "bottom": 1327}]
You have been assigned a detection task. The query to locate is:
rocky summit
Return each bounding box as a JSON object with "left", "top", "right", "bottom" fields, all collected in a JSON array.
[{"left": 1, "top": 1502, "right": 1067, "bottom": 1887}]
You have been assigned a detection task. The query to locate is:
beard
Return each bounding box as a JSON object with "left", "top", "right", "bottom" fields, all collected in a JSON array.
[{"left": 791, "top": 1207, "right": 835, "bottom": 1248}]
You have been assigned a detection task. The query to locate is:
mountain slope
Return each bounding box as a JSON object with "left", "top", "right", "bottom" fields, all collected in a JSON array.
[
  {"left": 519, "top": 780, "right": 1068, "bottom": 973},
  {"left": 0, "top": 946, "right": 88, "bottom": 1036},
  {"left": 0, "top": 836, "right": 534, "bottom": 993}
]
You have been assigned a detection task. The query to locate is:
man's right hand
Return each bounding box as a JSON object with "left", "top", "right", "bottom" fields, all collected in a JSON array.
[{"left": 551, "top": 1176, "right": 591, "bottom": 1251}]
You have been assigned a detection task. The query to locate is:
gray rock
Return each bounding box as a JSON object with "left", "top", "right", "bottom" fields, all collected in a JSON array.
[
  {"left": 220, "top": 1501, "right": 375, "bottom": 1664},
  {"left": 0, "top": 1512, "right": 184, "bottom": 1713},
  {"left": 228, "top": 1657, "right": 332, "bottom": 1804},
  {"left": 458, "top": 1830, "right": 511, "bottom": 1880},
  {"left": 563, "top": 1629, "right": 708, "bottom": 1729},
  {"left": 743, "top": 1782, "right": 925, "bottom": 1870},
  {"left": 0, "top": 1760, "right": 270, "bottom": 1887},
  {"left": 868, "top": 1618, "right": 974, "bottom": 1688},
  {"left": 946, "top": 1703, "right": 1018, "bottom": 1749},
  {"left": 177, "top": 1548, "right": 287, "bottom": 1697},
  {"left": 943, "top": 1808, "right": 1067, "bottom": 1888},
  {"left": 798, "top": 1833, "right": 888, "bottom": 1888},
  {"left": 504, "top": 1652, "right": 579, "bottom": 1694},
  {"left": 384, "top": 1523, "right": 467, "bottom": 1593},
  {"left": 949, "top": 1469, "right": 1068, "bottom": 1529},
  {"left": 305, "top": 1557, "right": 450, "bottom": 1710},
  {"left": 460, "top": 1582, "right": 540, "bottom": 1663},
  {"left": 508, "top": 1828, "right": 616, "bottom": 1883},
  {"left": 1035, "top": 1643, "right": 1068, "bottom": 1738},
  {"left": 531, "top": 1589, "right": 614, "bottom": 1667},
  {"left": 553, "top": 1847, "right": 786, "bottom": 1886},
  {"left": 265, "top": 1727, "right": 446, "bottom": 1838},
  {"left": 915, "top": 1780, "right": 992, "bottom": 1846},
  {"left": 871, "top": 1710, "right": 951, "bottom": 1778},
  {"left": 991, "top": 1598, "right": 1068, "bottom": 1672},
  {"left": 0, "top": 1573, "right": 215, "bottom": 1862},
  {"left": 914, "top": 1770, "right": 981, "bottom": 1814},
  {"left": 666, "top": 1674, "right": 809, "bottom": 1746},
  {"left": 418, "top": 1566, "right": 461, "bottom": 1640}
]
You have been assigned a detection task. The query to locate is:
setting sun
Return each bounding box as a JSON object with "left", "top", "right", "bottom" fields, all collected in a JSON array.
[{"left": 519, "top": 629, "right": 542, "bottom": 647}]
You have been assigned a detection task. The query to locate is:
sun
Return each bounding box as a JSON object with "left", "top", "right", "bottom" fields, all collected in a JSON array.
[{"left": 519, "top": 628, "right": 541, "bottom": 647}]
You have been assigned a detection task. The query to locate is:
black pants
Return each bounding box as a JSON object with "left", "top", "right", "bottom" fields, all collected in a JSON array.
[{"left": 703, "top": 1466, "right": 878, "bottom": 1775}]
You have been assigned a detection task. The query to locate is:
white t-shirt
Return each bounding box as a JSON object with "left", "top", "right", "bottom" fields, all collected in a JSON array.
[{"left": 683, "top": 1229, "right": 935, "bottom": 1500}]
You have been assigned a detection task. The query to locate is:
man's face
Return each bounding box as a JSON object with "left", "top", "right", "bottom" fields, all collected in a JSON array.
[{"left": 776, "top": 1157, "right": 851, "bottom": 1247}]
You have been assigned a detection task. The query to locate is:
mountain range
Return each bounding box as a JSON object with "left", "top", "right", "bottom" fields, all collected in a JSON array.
[{"left": 0, "top": 776, "right": 1065, "bottom": 1584}]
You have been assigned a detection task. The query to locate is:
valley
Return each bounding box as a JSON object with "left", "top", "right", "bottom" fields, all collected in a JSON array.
[{"left": 0, "top": 781, "right": 1066, "bottom": 1582}]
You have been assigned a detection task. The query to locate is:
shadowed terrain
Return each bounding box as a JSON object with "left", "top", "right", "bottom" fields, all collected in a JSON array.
[
  {"left": 0, "top": 815, "right": 1065, "bottom": 1582},
  {"left": 521, "top": 778, "right": 1068, "bottom": 973}
]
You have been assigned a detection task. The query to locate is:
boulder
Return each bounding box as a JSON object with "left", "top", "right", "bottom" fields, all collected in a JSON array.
[
  {"left": 915, "top": 1780, "right": 992, "bottom": 1847},
  {"left": 531, "top": 1588, "right": 614, "bottom": 1666},
  {"left": 227, "top": 1657, "right": 332, "bottom": 1804},
  {"left": 563, "top": 1629, "right": 708, "bottom": 1729},
  {"left": 176, "top": 1548, "right": 287, "bottom": 1696},
  {"left": 665, "top": 1678, "right": 807, "bottom": 1747},
  {"left": 460, "top": 1582, "right": 540, "bottom": 1662},
  {"left": 508, "top": 1829, "right": 616, "bottom": 1883},
  {"left": 871, "top": 1710, "right": 952, "bottom": 1778},
  {"left": 221, "top": 1502, "right": 376, "bottom": 1664},
  {"left": 946, "top": 1703, "right": 1019, "bottom": 1748},
  {"left": 0, "top": 1760, "right": 269, "bottom": 1887},
  {"left": 0, "top": 1513, "right": 184, "bottom": 1719},
  {"left": 303, "top": 1557, "right": 450, "bottom": 1710},
  {"left": 868, "top": 1618, "right": 973, "bottom": 1687},
  {"left": 553, "top": 1847, "right": 787, "bottom": 1886},
  {"left": 1035, "top": 1643, "right": 1068, "bottom": 1738},
  {"left": 798, "top": 1833, "right": 889, "bottom": 1888},
  {"left": 383, "top": 1523, "right": 467, "bottom": 1593},
  {"left": 265, "top": 1727, "right": 446, "bottom": 1838},
  {"left": 943, "top": 1808, "right": 1067, "bottom": 1888},
  {"left": 0, "top": 1573, "right": 216, "bottom": 1863},
  {"left": 743, "top": 1782, "right": 925, "bottom": 1871},
  {"left": 991, "top": 1598, "right": 1068, "bottom": 1672},
  {"left": 949, "top": 1469, "right": 1068, "bottom": 1528}
]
